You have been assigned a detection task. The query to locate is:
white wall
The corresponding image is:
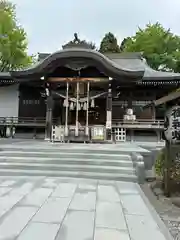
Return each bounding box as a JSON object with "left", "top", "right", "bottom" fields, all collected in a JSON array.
[{"left": 0, "top": 84, "right": 19, "bottom": 117}]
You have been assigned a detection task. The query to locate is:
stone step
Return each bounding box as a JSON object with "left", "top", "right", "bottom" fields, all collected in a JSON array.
[
  {"left": 0, "top": 151, "right": 131, "bottom": 160},
  {"left": 0, "top": 145, "right": 137, "bottom": 182},
  {"left": 0, "top": 156, "right": 133, "bottom": 167},
  {"left": 0, "top": 147, "right": 132, "bottom": 155},
  {"left": 0, "top": 162, "right": 135, "bottom": 174},
  {"left": 0, "top": 169, "right": 137, "bottom": 182}
]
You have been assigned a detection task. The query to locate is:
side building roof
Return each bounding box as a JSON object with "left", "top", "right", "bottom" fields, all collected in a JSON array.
[{"left": 106, "top": 53, "right": 180, "bottom": 81}]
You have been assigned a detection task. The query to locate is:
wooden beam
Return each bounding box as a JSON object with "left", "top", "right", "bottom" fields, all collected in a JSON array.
[
  {"left": 154, "top": 91, "right": 180, "bottom": 106},
  {"left": 48, "top": 77, "right": 108, "bottom": 82},
  {"left": 143, "top": 88, "right": 180, "bottom": 109}
]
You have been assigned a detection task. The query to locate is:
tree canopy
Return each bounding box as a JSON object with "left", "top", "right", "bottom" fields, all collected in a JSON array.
[
  {"left": 99, "top": 32, "right": 120, "bottom": 53},
  {"left": 0, "top": 0, "right": 33, "bottom": 72},
  {"left": 122, "top": 23, "right": 180, "bottom": 72}
]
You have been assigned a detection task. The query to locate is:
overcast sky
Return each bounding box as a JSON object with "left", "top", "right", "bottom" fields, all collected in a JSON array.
[{"left": 11, "top": 0, "right": 180, "bottom": 55}]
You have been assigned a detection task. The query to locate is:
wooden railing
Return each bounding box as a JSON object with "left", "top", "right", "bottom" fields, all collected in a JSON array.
[
  {"left": 0, "top": 117, "right": 164, "bottom": 129},
  {"left": 0, "top": 117, "right": 49, "bottom": 126},
  {"left": 112, "top": 119, "right": 164, "bottom": 129}
]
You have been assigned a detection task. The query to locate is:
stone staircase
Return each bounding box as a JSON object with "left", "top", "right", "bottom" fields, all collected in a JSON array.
[{"left": 0, "top": 145, "right": 138, "bottom": 182}]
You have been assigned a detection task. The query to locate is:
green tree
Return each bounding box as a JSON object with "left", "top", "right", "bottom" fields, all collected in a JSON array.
[
  {"left": 99, "top": 32, "right": 120, "bottom": 53},
  {"left": 119, "top": 37, "right": 131, "bottom": 52},
  {"left": 0, "top": 0, "right": 33, "bottom": 72},
  {"left": 122, "top": 23, "right": 180, "bottom": 71},
  {"left": 81, "top": 40, "right": 96, "bottom": 50}
]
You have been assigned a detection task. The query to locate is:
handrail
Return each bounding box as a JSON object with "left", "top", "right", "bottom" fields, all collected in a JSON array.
[
  {"left": 112, "top": 119, "right": 164, "bottom": 125},
  {"left": 0, "top": 117, "right": 59, "bottom": 124},
  {"left": 0, "top": 117, "right": 164, "bottom": 123},
  {"left": 0, "top": 117, "right": 164, "bottom": 128}
]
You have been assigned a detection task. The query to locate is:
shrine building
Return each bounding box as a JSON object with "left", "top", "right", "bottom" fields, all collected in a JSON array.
[{"left": 1, "top": 37, "right": 180, "bottom": 142}]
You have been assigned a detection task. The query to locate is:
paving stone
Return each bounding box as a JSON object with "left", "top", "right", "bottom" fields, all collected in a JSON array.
[
  {"left": 94, "top": 228, "right": 130, "bottom": 240},
  {"left": 56, "top": 211, "right": 94, "bottom": 240},
  {"left": 0, "top": 180, "right": 16, "bottom": 187},
  {"left": 98, "top": 180, "right": 115, "bottom": 186},
  {"left": 42, "top": 179, "right": 58, "bottom": 188},
  {"left": 125, "top": 214, "right": 166, "bottom": 240},
  {"left": 0, "top": 206, "right": 37, "bottom": 239},
  {"left": 120, "top": 194, "right": 151, "bottom": 216},
  {"left": 69, "top": 192, "right": 96, "bottom": 211},
  {"left": 52, "top": 183, "right": 76, "bottom": 198},
  {"left": 0, "top": 194, "right": 24, "bottom": 218},
  {"left": 0, "top": 171, "right": 174, "bottom": 240},
  {"left": 116, "top": 182, "right": 139, "bottom": 195},
  {"left": 97, "top": 185, "right": 120, "bottom": 202},
  {"left": 96, "top": 201, "right": 127, "bottom": 230},
  {"left": 33, "top": 198, "right": 71, "bottom": 223},
  {"left": 17, "top": 222, "right": 60, "bottom": 240},
  {"left": 78, "top": 183, "right": 96, "bottom": 190},
  {"left": 21, "top": 188, "right": 53, "bottom": 207},
  {"left": 10, "top": 182, "right": 34, "bottom": 196},
  {"left": 0, "top": 188, "right": 11, "bottom": 196}
]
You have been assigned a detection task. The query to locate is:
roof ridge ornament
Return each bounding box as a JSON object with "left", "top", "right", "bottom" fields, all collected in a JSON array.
[
  {"left": 62, "top": 33, "right": 93, "bottom": 50},
  {"left": 74, "top": 33, "right": 80, "bottom": 44}
]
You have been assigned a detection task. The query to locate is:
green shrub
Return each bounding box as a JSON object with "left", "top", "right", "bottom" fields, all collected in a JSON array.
[
  {"left": 155, "top": 148, "right": 180, "bottom": 182},
  {"left": 155, "top": 148, "right": 165, "bottom": 177}
]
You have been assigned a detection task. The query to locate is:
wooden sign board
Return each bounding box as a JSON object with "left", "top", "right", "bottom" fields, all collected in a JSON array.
[{"left": 91, "top": 126, "right": 105, "bottom": 140}]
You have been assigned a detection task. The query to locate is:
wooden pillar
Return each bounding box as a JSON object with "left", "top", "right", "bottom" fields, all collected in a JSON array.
[
  {"left": 164, "top": 140, "right": 171, "bottom": 197},
  {"left": 127, "top": 91, "right": 133, "bottom": 108},
  {"left": 85, "top": 82, "right": 90, "bottom": 136},
  {"left": 151, "top": 103, "right": 156, "bottom": 121},
  {"left": 45, "top": 87, "right": 53, "bottom": 141},
  {"left": 163, "top": 102, "right": 172, "bottom": 197},
  {"left": 106, "top": 80, "right": 112, "bottom": 140},
  {"left": 75, "top": 82, "right": 79, "bottom": 136},
  {"left": 64, "top": 82, "right": 69, "bottom": 136}
]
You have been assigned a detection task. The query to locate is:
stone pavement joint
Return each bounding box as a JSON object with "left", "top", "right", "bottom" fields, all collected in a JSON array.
[{"left": 0, "top": 177, "right": 172, "bottom": 240}]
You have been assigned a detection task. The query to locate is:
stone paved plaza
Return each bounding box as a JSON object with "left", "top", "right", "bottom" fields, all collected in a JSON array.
[{"left": 0, "top": 176, "right": 172, "bottom": 240}]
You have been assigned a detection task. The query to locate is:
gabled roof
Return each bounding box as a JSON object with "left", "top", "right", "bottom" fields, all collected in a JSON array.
[
  {"left": 10, "top": 49, "right": 144, "bottom": 79},
  {"left": 37, "top": 51, "right": 180, "bottom": 81}
]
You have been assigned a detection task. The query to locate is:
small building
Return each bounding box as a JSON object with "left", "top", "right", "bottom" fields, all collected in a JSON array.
[{"left": 1, "top": 38, "right": 180, "bottom": 142}]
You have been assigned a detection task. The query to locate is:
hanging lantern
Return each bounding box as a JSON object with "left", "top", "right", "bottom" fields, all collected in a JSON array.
[
  {"left": 70, "top": 102, "right": 74, "bottom": 110},
  {"left": 91, "top": 99, "right": 95, "bottom": 108},
  {"left": 83, "top": 102, "right": 87, "bottom": 110}
]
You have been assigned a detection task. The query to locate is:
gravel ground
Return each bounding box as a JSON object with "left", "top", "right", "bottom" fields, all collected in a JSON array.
[{"left": 141, "top": 183, "right": 180, "bottom": 240}]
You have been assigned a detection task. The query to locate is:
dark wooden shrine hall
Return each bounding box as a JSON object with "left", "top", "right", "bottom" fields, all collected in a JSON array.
[{"left": 0, "top": 36, "right": 180, "bottom": 141}]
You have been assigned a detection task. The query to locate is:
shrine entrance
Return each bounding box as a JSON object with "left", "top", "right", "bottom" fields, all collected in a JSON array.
[
  {"left": 67, "top": 98, "right": 106, "bottom": 126},
  {"left": 52, "top": 79, "right": 107, "bottom": 142}
]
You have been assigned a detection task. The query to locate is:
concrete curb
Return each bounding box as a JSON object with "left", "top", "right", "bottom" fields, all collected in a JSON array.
[{"left": 137, "top": 184, "right": 174, "bottom": 240}]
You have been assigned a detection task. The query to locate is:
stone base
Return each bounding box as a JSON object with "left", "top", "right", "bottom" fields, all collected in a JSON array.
[{"left": 44, "top": 138, "right": 51, "bottom": 141}]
